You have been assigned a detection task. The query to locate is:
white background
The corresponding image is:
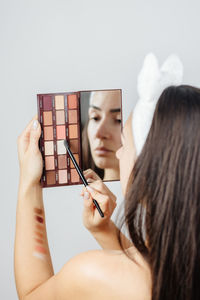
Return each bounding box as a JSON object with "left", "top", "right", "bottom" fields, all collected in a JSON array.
[{"left": 1, "top": 0, "right": 200, "bottom": 298}]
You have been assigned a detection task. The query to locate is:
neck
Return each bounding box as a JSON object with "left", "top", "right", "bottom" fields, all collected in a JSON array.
[{"left": 103, "top": 168, "right": 120, "bottom": 181}]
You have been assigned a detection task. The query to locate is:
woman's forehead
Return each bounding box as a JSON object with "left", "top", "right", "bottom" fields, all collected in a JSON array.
[{"left": 90, "top": 91, "right": 121, "bottom": 111}]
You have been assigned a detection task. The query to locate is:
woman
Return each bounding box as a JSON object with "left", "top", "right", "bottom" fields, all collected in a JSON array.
[
  {"left": 82, "top": 90, "right": 122, "bottom": 181},
  {"left": 15, "top": 53, "right": 200, "bottom": 299},
  {"left": 15, "top": 84, "right": 200, "bottom": 299}
]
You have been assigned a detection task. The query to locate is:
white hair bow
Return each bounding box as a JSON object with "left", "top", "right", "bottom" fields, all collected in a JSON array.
[{"left": 132, "top": 53, "right": 184, "bottom": 156}]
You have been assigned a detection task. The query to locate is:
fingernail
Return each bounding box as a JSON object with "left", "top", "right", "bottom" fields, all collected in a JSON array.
[
  {"left": 84, "top": 192, "right": 90, "bottom": 200},
  {"left": 86, "top": 186, "right": 93, "bottom": 193},
  {"left": 32, "top": 120, "right": 38, "bottom": 130}
]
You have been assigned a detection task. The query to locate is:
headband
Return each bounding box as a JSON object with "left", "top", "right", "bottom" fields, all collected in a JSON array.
[{"left": 132, "top": 53, "right": 183, "bottom": 156}]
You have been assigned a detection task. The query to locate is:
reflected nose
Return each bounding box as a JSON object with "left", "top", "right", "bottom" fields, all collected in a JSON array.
[{"left": 95, "top": 119, "right": 111, "bottom": 139}]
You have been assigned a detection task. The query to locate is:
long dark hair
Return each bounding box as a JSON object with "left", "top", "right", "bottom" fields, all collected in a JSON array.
[{"left": 118, "top": 85, "right": 200, "bottom": 300}]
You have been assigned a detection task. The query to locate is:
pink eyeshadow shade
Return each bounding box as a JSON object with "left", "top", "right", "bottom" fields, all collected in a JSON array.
[
  {"left": 58, "top": 170, "right": 68, "bottom": 184},
  {"left": 45, "top": 156, "right": 55, "bottom": 170},
  {"left": 44, "top": 126, "right": 53, "bottom": 140},
  {"left": 56, "top": 125, "right": 66, "bottom": 140},
  {"left": 68, "top": 94, "right": 77, "bottom": 109},
  {"left": 68, "top": 110, "right": 77, "bottom": 124},
  {"left": 56, "top": 110, "right": 65, "bottom": 125},
  {"left": 71, "top": 169, "right": 80, "bottom": 183},
  {"left": 69, "top": 124, "right": 78, "bottom": 139},
  {"left": 35, "top": 245, "right": 47, "bottom": 254}
]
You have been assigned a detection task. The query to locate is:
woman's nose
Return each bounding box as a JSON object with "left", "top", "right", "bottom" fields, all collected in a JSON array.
[{"left": 95, "top": 120, "right": 111, "bottom": 139}]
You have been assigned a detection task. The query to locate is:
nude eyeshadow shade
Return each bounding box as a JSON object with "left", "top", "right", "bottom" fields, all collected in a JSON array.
[{"left": 37, "top": 92, "right": 82, "bottom": 187}]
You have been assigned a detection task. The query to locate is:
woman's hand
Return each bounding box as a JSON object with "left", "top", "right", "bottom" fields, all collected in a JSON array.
[
  {"left": 81, "top": 169, "right": 117, "bottom": 234},
  {"left": 17, "top": 116, "right": 43, "bottom": 189}
]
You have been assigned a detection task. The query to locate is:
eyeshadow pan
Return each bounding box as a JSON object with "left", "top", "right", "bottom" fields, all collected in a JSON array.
[
  {"left": 43, "top": 111, "right": 52, "bottom": 126},
  {"left": 69, "top": 139, "right": 79, "bottom": 153},
  {"left": 56, "top": 125, "right": 66, "bottom": 140},
  {"left": 44, "top": 141, "right": 54, "bottom": 155},
  {"left": 58, "top": 155, "right": 67, "bottom": 169},
  {"left": 68, "top": 110, "right": 77, "bottom": 124},
  {"left": 43, "top": 96, "right": 52, "bottom": 110},
  {"left": 69, "top": 124, "right": 78, "bottom": 139},
  {"left": 46, "top": 171, "right": 56, "bottom": 185},
  {"left": 45, "top": 156, "right": 55, "bottom": 170},
  {"left": 68, "top": 94, "right": 77, "bottom": 109},
  {"left": 71, "top": 169, "right": 80, "bottom": 183},
  {"left": 70, "top": 154, "right": 79, "bottom": 168},
  {"left": 58, "top": 170, "right": 68, "bottom": 184},
  {"left": 44, "top": 126, "right": 53, "bottom": 140},
  {"left": 56, "top": 110, "right": 65, "bottom": 125},
  {"left": 55, "top": 95, "right": 64, "bottom": 110},
  {"left": 57, "top": 140, "right": 66, "bottom": 155}
]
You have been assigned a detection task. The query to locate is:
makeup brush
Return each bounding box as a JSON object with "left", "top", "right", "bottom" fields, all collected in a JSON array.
[{"left": 63, "top": 139, "right": 104, "bottom": 218}]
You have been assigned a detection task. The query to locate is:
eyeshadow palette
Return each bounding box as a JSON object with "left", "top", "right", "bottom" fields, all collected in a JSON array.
[{"left": 37, "top": 92, "right": 82, "bottom": 187}]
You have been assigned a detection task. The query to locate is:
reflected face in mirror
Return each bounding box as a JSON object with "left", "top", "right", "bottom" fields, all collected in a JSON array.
[{"left": 87, "top": 90, "right": 122, "bottom": 181}]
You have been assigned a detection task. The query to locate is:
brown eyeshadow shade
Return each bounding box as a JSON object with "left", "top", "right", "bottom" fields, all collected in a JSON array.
[
  {"left": 56, "top": 110, "right": 65, "bottom": 125},
  {"left": 58, "top": 155, "right": 67, "bottom": 169},
  {"left": 34, "top": 208, "right": 43, "bottom": 215},
  {"left": 58, "top": 170, "right": 68, "bottom": 184},
  {"left": 56, "top": 125, "right": 66, "bottom": 140},
  {"left": 68, "top": 110, "right": 77, "bottom": 124},
  {"left": 68, "top": 94, "right": 77, "bottom": 109},
  {"left": 71, "top": 169, "right": 80, "bottom": 183},
  {"left": 43, "top": 96, "right": 52, "bottom": 110},
  {"left": 44, "top": 126, "right": 53, "bottom": 140},
  {"left": 43, "top": 111, "right": 52, "bottom": 126},
  {"left": 35, "top": 231, "right": 43, "bottom": 239},
  {"left": 70, "top": 154, "right": 79, "bottom": 168},
  {"left": 35, "top": 216, "right": 44, "bottom": 224},
  {"left": 35, "top": 238, "right": 43, "bottom": 245},
  {"left": 36, "top": 224, "right": 44, "bottom": 231},
  {"left": 45, "top": 156, "right": 55, "bottom": 170},
  {"left": 69, "top": 124, "right": 78, "bottom": 139},
  {"left": 46, "top": 171, "right": 56, "bottom": 185},
  {"left": 35, "top": 245, "right": 47, "bottom": 254},
  {"left": 69, "top": 139, "right": 79, "bottom": 153}
]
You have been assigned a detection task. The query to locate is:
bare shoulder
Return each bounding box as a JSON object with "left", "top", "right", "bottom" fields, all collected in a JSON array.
[{"left": 57, "top": 247, "right": 151, "bottom": 300}]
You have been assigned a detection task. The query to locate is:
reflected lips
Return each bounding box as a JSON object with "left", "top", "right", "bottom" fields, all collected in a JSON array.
[{"left": 94, "top": 147, "right": 113, "bottom": 156}]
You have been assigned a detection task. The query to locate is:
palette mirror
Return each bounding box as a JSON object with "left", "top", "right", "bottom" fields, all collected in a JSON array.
[
  {"left": 80, "top": 89, "right": 122, "bottom": 182},
  {"left": 37, "top": 89, "right": 122, "bottom": 187}
]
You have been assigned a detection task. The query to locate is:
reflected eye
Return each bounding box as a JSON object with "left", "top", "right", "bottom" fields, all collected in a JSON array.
[
  {"left": 89, "top": 115, "right": 100, "bottom": 122},
  {"left": 116, "top": 119, "right": 121, "bottom": 124}
]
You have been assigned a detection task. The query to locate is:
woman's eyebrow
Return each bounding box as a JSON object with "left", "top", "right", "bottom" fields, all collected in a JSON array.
[{"left": 89, "top": 105, "right": 121, "bottom": 113}]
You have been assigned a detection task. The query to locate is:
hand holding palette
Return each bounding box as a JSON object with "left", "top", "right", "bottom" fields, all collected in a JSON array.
[{"left": 37, "top": 89, "right": 122, "bottom": 188}]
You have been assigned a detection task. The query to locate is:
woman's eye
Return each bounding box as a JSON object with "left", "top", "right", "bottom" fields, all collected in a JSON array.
[{"left": 89, "top": 116, "right": 100, "bottom": 121}]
